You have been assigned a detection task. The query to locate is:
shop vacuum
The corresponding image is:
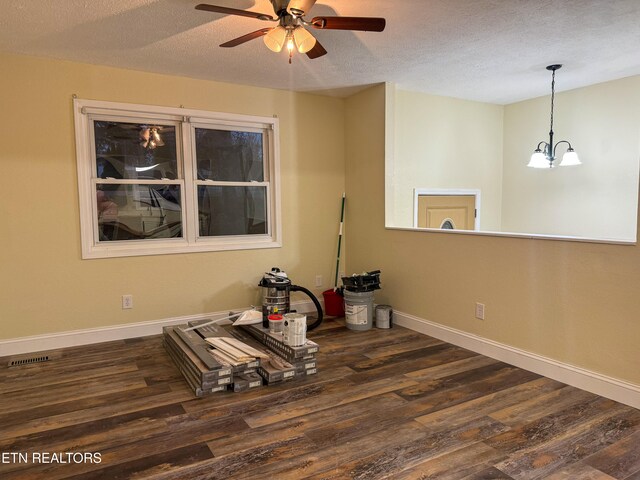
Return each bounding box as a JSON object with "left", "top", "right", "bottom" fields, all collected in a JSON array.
[{"left": 259, "top": 268, "right": 323, "bottom": 331}]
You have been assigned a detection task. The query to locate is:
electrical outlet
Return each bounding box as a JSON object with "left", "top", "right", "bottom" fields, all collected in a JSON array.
[
  {"left": 315, "top": 275, "right": 323, "bottom": 287},
  {"left": 122, "top": 294, "right": 133, "bottom": 309},
  {"left": 475, "top": 302, "right": 485, "bottom": 320}
]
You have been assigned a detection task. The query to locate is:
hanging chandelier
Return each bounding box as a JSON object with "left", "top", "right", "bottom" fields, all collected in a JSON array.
[{"left": 528, "top": 64, "right": 581, "bottom": 169}]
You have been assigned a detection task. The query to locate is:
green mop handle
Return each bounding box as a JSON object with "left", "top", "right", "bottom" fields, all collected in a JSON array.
[{"left": 334, "top": 193, "right": 346, "bottom": 290}]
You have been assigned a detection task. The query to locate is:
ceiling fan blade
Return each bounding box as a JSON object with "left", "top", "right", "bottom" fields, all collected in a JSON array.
[
  {"left": 306, "top": 39, "right": 327, "bottom": 59},
  {"left": 195, "top": 4, "right": 274, "bottom": 21},
  {"left": 311, "top": 16, "right": 386, "bottom": 32},
  {"left": 220, "top": 28, "right": 272, "bottom": 48},
  {"left": 287, "top": 0, "right": 317, "bottom": 16}
]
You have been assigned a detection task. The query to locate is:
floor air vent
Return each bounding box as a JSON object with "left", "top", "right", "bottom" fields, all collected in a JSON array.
[{"left": 8, "top": 355, "right": 51, "bottom": 367}]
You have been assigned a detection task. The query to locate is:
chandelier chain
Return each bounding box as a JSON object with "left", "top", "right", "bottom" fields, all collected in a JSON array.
[{"left": 549, "top": 68, "right": 556, "bottom": 135}]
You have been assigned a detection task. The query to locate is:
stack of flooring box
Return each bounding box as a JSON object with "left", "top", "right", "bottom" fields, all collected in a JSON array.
[
  {"left": 188, "top": 320, "right": 264, "bottom": 393},
  {"left": 163, "top": 318, "right": 320, "bottom": 397},
  {"left": 163, "top": 322, "right": 262, "bottom": 397},
  {"left": 238, "top": 324, "right": 319, "bottom": 384}
]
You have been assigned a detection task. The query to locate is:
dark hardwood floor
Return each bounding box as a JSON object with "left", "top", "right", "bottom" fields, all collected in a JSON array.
[{"left": 1, "top": 318, "right": 639, "bottom": 479}]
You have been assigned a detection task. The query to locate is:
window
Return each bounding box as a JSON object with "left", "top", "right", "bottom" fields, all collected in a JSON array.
[{"left": 74, "top": 99, "right": 281, "bottom": 258}]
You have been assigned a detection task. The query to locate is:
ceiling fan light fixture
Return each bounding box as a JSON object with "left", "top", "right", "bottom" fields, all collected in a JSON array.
[
  {"left": 263, "top": 26, "right": 287, "bottom": 52},
  {"left": 140, "top": 126, "right": 164, "bottom": 150},
  {"left": 286, "top": 33, "right": 295, "bottom": 53},
  {"left": 195, "top": 1, "right": 385, "bottom": 62},
  {"left": 140, "top": 127, "right": 150, "bottom": 147},
  {"left": 293, "top": 27, "right": 316, "bottom": 53},
  {"left": 151, "top": 128, "right": 164, "bottom": 147}
]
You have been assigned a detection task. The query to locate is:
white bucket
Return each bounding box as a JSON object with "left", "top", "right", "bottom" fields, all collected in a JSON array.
[{"left": 344, "top": 290, "right": 374, "bottom": 331}]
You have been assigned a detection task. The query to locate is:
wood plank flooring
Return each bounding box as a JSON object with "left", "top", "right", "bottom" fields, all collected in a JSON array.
[{"left": 1, "top": 318, "right": 639, "bottom": 479}]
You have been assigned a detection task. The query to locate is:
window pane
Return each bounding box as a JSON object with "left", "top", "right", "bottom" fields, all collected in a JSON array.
[
  {"left": 195, "top": 128, "right": 264, "bottom": 182},
  {"left": 97, "top": 184, "right": 182, "bottom": 241},
  {"left": 198, "top": 186, "right": 267, "bottom": 236},
  {"left": 94, "top": 121, "right": 178, "bottom": 180}
]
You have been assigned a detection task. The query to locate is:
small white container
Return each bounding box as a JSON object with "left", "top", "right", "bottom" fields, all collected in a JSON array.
[
  {"left": 283, "top": 313, "right": 307, "bottom": 346},
  {"left": 375, "top": 305, "right": 393, "bottom": 329},
  {"left": 268, "top": 314, "right": 284, "bottom": 334}
]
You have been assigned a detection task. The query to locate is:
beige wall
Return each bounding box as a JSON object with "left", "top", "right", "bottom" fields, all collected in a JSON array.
[
  {"left": 502, "top": 76, "right": 640, "bottom": 240},
  {"left": 0, "top": 53, "right": 345, "bottom": 339},
  {"left": 4, "top": 52, "right": 639, "bottom": 389},
  {"left": 390, "top": 87, "right": 504, "bottom": 230},
  {"left": 346, "top": 84, "right": 640, "bottom": 386}
]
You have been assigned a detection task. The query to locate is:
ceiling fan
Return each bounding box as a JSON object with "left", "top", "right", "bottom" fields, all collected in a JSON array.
[{"left": 195, "top": 0, "right": 386, "bottom": 63}]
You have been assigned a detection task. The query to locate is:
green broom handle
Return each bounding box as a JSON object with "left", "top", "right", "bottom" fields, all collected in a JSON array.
[{"left": 334, "top": 193, "right": 346, "bottom": 289}]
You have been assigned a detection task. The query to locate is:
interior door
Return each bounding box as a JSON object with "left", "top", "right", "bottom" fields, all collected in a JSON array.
[{"left": 417, "top": 195, "right": 476, "bottom": 230}]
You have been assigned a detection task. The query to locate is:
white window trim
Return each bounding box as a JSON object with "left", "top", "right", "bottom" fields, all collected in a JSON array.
[{"left": 74, "top": 99, "right": 281, "bottom": 259}]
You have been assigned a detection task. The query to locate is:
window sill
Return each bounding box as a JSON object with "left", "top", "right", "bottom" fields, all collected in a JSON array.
[{"left": 82, "top": 237, "right": 282, "bottom": 259}]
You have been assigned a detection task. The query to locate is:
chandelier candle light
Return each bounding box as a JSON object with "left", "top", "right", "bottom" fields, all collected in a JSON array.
[{"left": 528, "top": 64, "right": 581, "bottom": 169}]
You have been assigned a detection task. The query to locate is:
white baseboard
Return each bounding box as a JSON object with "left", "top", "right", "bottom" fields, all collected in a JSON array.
[
  {"left": 394, "top": 311, "right": 640, "bottom": 410},
  {"left": 0, "top": 300, "right": 319, "bottom": 358}
]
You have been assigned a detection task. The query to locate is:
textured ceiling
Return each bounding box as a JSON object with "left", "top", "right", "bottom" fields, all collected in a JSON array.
[{"left": 1, "top": 0, "right": 639, "bottom": 104}]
